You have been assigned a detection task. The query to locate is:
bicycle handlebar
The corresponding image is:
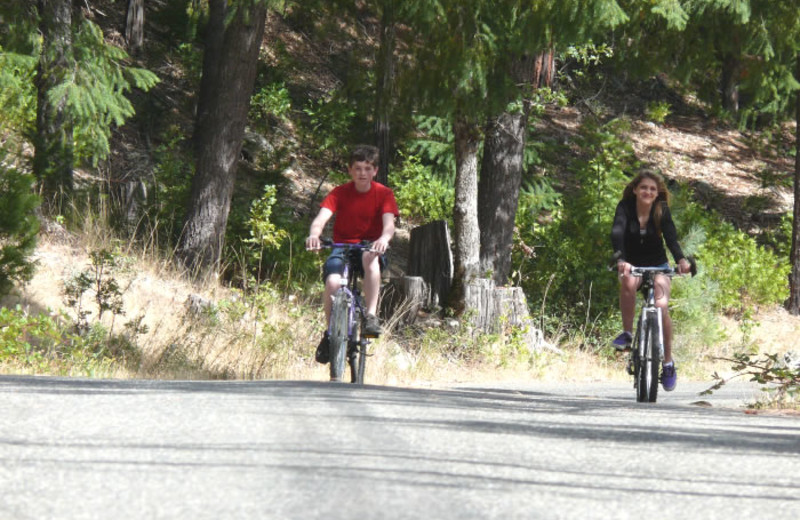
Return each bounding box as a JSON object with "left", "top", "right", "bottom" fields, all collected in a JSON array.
[
  {"left": 308, "top": 238, "right": 379, "bottom": 253},
  {"left": 609, "top": 251, "right": 698, "bottom": 277}
]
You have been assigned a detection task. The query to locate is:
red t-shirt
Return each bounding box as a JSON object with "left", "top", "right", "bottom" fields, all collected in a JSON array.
[{"left": 321, "top": 181, "right": 399, "bottom": 243}]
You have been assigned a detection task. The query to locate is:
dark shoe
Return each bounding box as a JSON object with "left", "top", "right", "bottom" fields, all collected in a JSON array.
[
  {"left": 661, "top": 362, "right": 677, "bottom": 392},
  {"left": 363, "top": 313, "right": 382, "bottom": 337},
  {"left": 612, "top": 331, "right": 633, "bottom": 351},
  {"left": 315, "top": 332, "right": 330, "bottom": 364}
]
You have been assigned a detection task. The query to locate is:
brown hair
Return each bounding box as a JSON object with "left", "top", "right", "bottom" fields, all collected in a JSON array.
[
  {"left": 348, "top": 144, "right": 380, "bottom": 167},
  {"left": 622, "top": 169, "right": 670, "bottom": 237}
]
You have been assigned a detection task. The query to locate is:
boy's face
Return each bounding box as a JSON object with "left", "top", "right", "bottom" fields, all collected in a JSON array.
[{"left": 348, "top": 160, "right": 378, "bottom": 192}]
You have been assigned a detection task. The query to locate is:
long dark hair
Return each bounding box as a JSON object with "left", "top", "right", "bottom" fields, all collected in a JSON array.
[{"left": 622, "top": 170, "right": 670, "bottom": 237}]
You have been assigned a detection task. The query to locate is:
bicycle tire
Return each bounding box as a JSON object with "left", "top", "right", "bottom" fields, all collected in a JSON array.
[
  {"left": 636, "top": 313, "right": 659, "bottom": 402},
  {"left": 647, "top": 317, "right": 660, "bottom": 402},
  {"left": 347, "top": 324, "right": 366, "bottom": 384},
  {"left": 329, "top": 291, "right": 350, "bottom": 382},
  {"left": 356, "top": 341, "right": 367, "bottom": 384},
  {"left": 634, "top": 311, "right": 652, "bottom": 403}
]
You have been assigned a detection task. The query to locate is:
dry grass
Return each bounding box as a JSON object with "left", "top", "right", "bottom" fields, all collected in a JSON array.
[{"left": 3, "top": 218, "right": 799, "bottom": 391}]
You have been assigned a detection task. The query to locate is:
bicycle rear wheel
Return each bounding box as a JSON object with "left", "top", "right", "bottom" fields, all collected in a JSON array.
[
  {"left": 347, "top": 330, "right": 367, "bottom": 384},
  {"left": 356, "top": 341, "right": 367, "bottom": 384},
  {"left": 329, "top": 291, "right": 351, "bottom": 382}
]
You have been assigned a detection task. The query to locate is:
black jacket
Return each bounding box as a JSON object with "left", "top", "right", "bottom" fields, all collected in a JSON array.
[{"left": 610, "top": 198, "right": 684, "bottom": 267}]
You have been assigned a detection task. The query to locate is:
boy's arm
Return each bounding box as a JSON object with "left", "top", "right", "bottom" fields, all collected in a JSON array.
[
  {"left": 305, "top": 207, "right": 333, "bottom": 250},
  {"left": 370, "top": 212, "right": 396, "bottom": 254}
]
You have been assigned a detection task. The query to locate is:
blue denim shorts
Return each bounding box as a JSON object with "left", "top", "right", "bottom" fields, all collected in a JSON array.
[{"left": 322, "top": 247, "right": 387, "bottom": 280}]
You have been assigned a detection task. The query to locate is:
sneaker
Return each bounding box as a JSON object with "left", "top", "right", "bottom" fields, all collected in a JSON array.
[
  {"left": 315, "top": 332, "right": 330, "bottom": 364},
  {"left": 612, "top": 331, "right": 633, "bottom": 350},
  {"left": 661, "top": 362, "right": 677, "bottom": 391},
  {"left": 363, "top": 313, "right": 382, "bottom": 337}
]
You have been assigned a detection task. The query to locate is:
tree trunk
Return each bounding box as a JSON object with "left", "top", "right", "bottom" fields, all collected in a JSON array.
[
  {"left": 787, "top": 52, "right": 800, "bottom": 315},
  {"left": 479, "top": 50, "right": 553, "bottom": 286},
  {"left": 125, "top": 0, "right": 144, "bottom": 54},
  {"left": 177, "top": 0, "right": 267, "bottom": 275},
  {"left": 373, "top": 0, "right": 395, "bottom": 186},
  {"left": 447, "top": 114, "right": 481, "bottom": 314},
  {"left": 719, "top": 52, "right": 741, "bottom": 113},
  {"left": 34, "top": 0, "right": 75, "bottom": 212},
  {"left": 479, "top": 111, "right": 526, "bottom": 286}
]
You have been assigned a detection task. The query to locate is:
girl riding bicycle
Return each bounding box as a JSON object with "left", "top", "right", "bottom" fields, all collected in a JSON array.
[{"left": 610, "top": 170, "right": 691, "bottom": 391}]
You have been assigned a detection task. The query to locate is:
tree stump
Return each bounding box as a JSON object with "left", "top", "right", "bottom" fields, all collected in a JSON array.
[
  {"left": 407, "top": 220, "right": 453, "bottom": 308},
  {"left": 381, "top": 276, "right": 429, "bottom": 324}
]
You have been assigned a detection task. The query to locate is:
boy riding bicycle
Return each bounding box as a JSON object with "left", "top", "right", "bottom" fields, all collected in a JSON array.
[{"left": 305, "top": 145, "right": 399, "bottom": 363}]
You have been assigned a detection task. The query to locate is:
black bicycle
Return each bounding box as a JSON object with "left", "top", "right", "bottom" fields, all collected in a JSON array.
[
  {"left": 318, "top": 240, "right": 376, "bottom": 384},
  {"left": 612, "top": 255, "right": 696, "bottom": 403}
]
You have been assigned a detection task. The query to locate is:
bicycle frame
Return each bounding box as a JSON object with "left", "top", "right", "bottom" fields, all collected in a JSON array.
[
  {"left": 322, "top": 241, "right": 373, "bottom": 383},
  {"left": 629, "top": 266, "right": 674, "bottom": 403}
]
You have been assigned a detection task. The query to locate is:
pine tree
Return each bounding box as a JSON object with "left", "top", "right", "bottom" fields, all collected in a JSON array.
[
  {"left": 400, "top": 0, "right": 627, "bottom": 310},
  {"left": 177, "top": 0, "right": 268, "bottom": 274},
  {"left": 2, "top": 3, "right": 158, "bottom": 213}
]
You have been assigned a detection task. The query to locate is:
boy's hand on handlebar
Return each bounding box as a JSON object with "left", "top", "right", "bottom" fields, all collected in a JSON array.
[
  {"left": 369, "top": 237, "right": 390, "bottom": 255},
  {"left": 617, "top": 260, "right": 631, "bottom": 278},
  {"left": 305, "top": 235, "right": 321, "bottom": 251}
]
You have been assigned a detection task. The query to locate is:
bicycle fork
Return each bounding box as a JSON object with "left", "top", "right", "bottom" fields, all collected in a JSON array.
[{"left": 629, "top": 306, "right": 665, "bottom": 377}]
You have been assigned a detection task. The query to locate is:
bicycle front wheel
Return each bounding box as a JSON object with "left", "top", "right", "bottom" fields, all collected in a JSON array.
[
  {"left": 635, "top": 314, "right": 659, "bottom": 403},
  {"left": 329, "top": 291, "right": 351, "bottom": 382}
]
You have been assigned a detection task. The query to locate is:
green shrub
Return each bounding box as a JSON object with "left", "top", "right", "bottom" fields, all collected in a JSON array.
[
  {"left": 148, "top": 127, "right": 194, "bottom": 246},
  {"left": 644, "top": 101, "right": 671, "bottom": 123},
  {"left": 302, "top": 91, "right": 356, "bottom": 160},
  {"left": 0, "top": 305, "right": 139, "bottom": 376},
  {"left": 249, "top": 82, "right": 292, "bottom": 130},
  {"left": 0, "top": 158, "right": 40, "bottom": 296},
  {"left": 393, "top": 153, "right": 454, "bottom": 225},
  {"left": 517, "top": 118, "right": 636, "bottom": 346},
  {"left": 698, "top": 222, "right": 788, "bottom": 311}
]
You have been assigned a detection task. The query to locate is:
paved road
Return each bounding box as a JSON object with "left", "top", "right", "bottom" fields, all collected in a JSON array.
[{"left": 2, "top": 375, "right": 799, "bottom": 519}]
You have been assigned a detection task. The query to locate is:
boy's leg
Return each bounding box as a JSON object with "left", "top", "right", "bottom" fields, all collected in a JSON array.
[
  {"left": 323, "top": 274, "right": 342, "bottom": 323},
  {"left": 362, "top": 253, "right": 381, "bottom": 316},
  {"left": 361, "top": 251, "right": 383, "bottom": 336}
]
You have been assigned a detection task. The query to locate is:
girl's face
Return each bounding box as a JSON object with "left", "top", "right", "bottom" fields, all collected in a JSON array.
[{"left": 634, "top": 177, "right": 659, "bottom": 206}]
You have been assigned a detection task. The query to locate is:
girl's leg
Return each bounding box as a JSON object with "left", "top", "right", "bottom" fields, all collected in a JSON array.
[
  {"left": 654, "top": 275, "right": 673, "bottom": 363},
  {"left": 619, "top": 274, "right": 639, "bottom": 333}
]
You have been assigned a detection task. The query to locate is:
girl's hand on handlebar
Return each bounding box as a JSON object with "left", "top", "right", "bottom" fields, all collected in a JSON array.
[
  {"left": 677, "top": 258, "right": 691, "bottom": 275},
  {"left": 617, "top": 260, "right": 631, "bottom": 278}
]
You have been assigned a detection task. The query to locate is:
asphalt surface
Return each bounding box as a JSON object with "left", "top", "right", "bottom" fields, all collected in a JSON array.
[{"left": 1, "top": 375, "right": 799, "bottom": 519}]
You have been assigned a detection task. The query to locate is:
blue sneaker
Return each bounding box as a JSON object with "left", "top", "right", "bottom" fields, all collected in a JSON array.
[
  {"left": 661, "top": 363, "right": 677, "bottom": 391},
  {"left": 612, "top": 331, "right": 632, "bottom": 350}
]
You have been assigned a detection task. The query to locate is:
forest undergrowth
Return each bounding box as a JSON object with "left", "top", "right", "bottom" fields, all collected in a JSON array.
[{"left": 2, "top": 2, "right": 800, "bottom": 410}]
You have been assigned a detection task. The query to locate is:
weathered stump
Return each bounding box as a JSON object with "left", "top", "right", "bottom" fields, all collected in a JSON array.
[
  {"left": 463, "top": 279, "right": 525, "bottom": 331},
  {"left": 383, "top": 220, "right": 548, "bottom": 350},
  {"left": 406, "top": 220, "right": 453, "bottom": 308},
  {"left": 381, "top": 276, "right": 429, "bottom": 324}
]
